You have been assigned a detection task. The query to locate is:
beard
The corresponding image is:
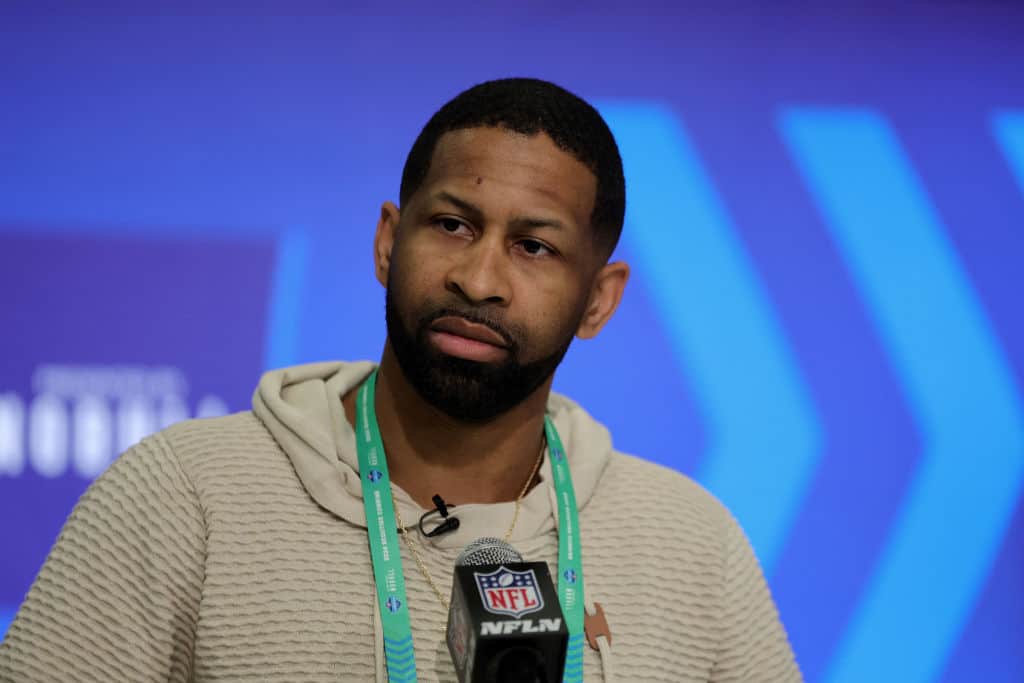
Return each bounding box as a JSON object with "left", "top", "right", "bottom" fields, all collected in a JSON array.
[{"left": 385, "top": 281, "right": 579, "bottom": 422}]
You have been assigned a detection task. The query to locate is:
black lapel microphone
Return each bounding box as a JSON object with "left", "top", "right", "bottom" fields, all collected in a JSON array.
[{"left": 419, "top": 494, "right": 460, "bottom": 537}]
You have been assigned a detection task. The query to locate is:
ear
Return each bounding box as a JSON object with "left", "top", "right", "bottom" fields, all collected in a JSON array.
[
  {"left": 576, "top": 261, "right": 630, "bottom": 339},
  {"left": 373, "top": 201, "right": 401, "bottom": 287}
]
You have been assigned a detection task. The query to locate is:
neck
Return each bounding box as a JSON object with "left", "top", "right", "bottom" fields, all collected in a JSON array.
[{"left": 342, "top": 343, "right": 550, "bottom": 509}]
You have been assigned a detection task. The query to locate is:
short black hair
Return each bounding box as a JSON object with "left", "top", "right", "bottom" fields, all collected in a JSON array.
[{"left": 399, "top": 77, "right": 626, "bottom": 258}]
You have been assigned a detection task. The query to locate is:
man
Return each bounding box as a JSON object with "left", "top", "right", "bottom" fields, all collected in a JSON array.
[{"left": 0, "top": 78, "right": 801, "bottom": 682}]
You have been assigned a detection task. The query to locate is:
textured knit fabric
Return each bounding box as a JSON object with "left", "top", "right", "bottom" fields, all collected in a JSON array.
[{"left": 0, "top": 361, "right": 802, "bottom": 682}]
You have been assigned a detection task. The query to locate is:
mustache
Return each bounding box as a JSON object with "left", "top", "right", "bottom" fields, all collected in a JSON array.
[{"left": 419, "top": 307, "right": 519, "bottom": 353}]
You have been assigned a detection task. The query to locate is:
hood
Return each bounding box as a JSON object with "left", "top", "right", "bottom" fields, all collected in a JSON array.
[{"left": 251, "top": 360, "right": 614, "bottom": 550}]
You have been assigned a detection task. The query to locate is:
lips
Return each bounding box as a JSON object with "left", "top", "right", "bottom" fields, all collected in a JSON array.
[
  {"left": 426, "top": 316, "right": 512, "bottom": 363},
  {"left": 429, "top": 316, "right": 509, "bottom": 348}
]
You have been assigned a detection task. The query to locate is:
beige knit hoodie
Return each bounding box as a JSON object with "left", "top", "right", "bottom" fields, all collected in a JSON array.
[{"left": 0, "top": 361, "right": 801, "bottom": 682}]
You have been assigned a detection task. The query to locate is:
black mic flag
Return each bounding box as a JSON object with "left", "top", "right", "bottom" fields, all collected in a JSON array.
[{"left": 446, "top": 537, "right": 568, "bottom": 683}]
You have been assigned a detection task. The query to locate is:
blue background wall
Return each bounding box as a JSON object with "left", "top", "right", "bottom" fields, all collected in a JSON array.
[{"left": 2, "top": 3, "right": 1023, "bottom": 681}]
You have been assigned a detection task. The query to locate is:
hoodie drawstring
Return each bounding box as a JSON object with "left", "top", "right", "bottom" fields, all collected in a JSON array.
[{"left": 585, "top": 598, "right": 615, "bottom": 682}]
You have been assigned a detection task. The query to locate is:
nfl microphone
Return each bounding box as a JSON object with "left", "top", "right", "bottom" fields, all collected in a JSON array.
[{"left": 446, "top": 538, "right": 568, "bottom": 683}]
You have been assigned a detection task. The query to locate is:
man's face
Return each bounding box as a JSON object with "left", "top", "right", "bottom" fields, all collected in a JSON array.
[{"left": 383, "top": 126, "right": 601, "bottom": 421}]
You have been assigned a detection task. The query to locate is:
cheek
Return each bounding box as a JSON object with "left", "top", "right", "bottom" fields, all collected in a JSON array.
[
  {"left": 388, "top": 240, "right": 443, "bottom": 308},
  {"left": 515, "top": 279, "right": 589, "bottom": 351},
  {"left": 393, "top": 230, "right": 454, "bottom": 282}
]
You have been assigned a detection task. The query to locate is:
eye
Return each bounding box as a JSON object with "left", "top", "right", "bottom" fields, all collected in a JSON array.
[
  {"left": 517, "top": 239, "right": 554, "bottom": 258},
  {"left": 435, "top": 216, "right": 472, "bottom": 237}
]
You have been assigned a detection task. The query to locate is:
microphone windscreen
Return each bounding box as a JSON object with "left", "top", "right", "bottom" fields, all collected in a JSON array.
[{"left": 455, "top": 537, "right": 523, "bottom": 566}]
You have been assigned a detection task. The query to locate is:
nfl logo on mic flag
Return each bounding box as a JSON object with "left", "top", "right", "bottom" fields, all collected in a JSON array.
[{"left": 474, "top": 567, "right": 544, "bottom": 618}]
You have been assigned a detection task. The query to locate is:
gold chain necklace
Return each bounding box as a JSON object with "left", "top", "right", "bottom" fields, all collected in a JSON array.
[{"left": 392, "top": 441, "right": 545, "bottom": 610}]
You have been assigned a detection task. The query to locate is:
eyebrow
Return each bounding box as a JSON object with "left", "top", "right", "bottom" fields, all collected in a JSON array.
[
  {"left": 435, "top": 191, "right": 484, "bottom": 223},
  {"left": 433, "top": 191, "right": 568, "bottom": 232}
]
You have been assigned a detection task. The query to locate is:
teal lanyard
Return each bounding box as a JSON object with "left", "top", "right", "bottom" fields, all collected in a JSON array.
[{"left": 355, "top": 369, "right": 586, "bottom": 683}]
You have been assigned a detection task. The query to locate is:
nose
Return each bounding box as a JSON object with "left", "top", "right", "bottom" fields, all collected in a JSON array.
[{"left": 445, "top": 235, "right": 512, "bottom": 306}]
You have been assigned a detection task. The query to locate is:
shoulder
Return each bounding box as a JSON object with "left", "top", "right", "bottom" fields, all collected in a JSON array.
[
  {"left": 588, "top": 450, "right": 740, "bottom": 554},
  {"left": 160, "top": 409, "right": 269, "bottom": 446},
  {"left": 153, "top": 411, "right": 299, "bottom": 499},
  {"left": 546, "top": 390, "right": 739, "bottom": 545},
  {"left": 606, "top": 451, "right": 731, "bottom": 519},
  {"left": 78, "top": 412, "right": 274, "bottom": 502},
  {"left": 157, "top": 410, "right": 278, "bottom": 468}
]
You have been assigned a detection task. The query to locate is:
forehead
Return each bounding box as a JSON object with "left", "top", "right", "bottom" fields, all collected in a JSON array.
[{"left": 416, "top": 127, "right": 597, "bottom": 226}]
